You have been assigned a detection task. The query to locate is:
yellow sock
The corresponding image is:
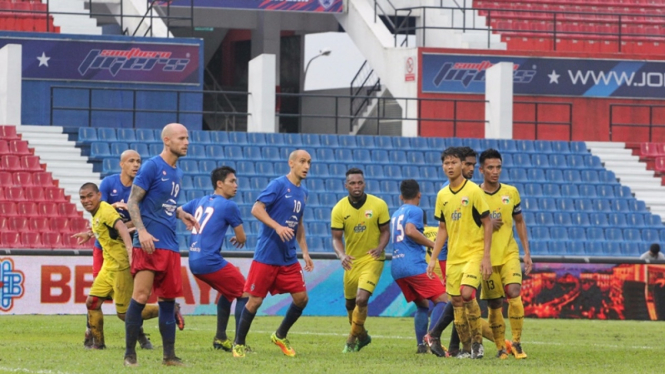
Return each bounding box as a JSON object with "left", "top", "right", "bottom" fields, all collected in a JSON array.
[
  {"left": 481, "top": 318, "right": 494, "bottom": 341},
  {"left": 88, "top": 309, "right": 104, "bottom": 346},
  {"left": 350, "top": 305, "right": 368, "bottom": 338},
  {"left": 141, "top": 304, "right": 159, "bottom": 320},
  {"left": 464, "top": 300, "right": 483, "bottom": 344},
  {"left": 508, "top": 296, "right": 525, "bottom": 343},
  {"left": 488, "top": 307, "right": 506, "bottom": 350},
  {"left": 347, "top": 309, "right": 353, "bottom": 325},
  {"left": 453, "top": 306, "right": 472, "bottom": 351}
]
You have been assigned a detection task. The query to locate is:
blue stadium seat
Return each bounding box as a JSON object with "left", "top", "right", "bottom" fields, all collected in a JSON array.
[
  {"left": 551, "top": 141, "right": 570, "bottom": 154},
  {"left": 389, "top": 150, "right": 406, "bottom": 164},
  {"left": 319, "top": 193, "right": 338, "bottom": 207},
  {"left": 428, "top": 137, "right": 446, "bottom": 150},
  {"left": 531, "top": 227, "right": 550, "bottom": 240},
  {"left": 98, "top": 128, "right": 116, "bottom": 142},
  {"left": 535, "top": 212, "right": 553, "bottom": 226},
  {"left": 586, "top": 156, "right": 604, "bottom": 170},
  {"left": 531, "top": 154, "right": 550, "bottom": 168},
  {"left": 325, "top": 179, "right": 345, "bottom": 193},
  {"left": 420, "top": 197, "right": 431, "bottom": 209},
  {"left": 612, "top": 199, "right": 630, "bottom": 212},
  {"left": 178, "top": 235, "right": 188, "bottom": 251},
  {"left": 420, "top": 181, "right": 435, "bottom": 195},
  {"left": 593, "top": 199, "right": 612, "bottom": 212},
  {"left": 265, "top": 133, "right": 285, "bottom": 146},
  {"left": 556, "top": 198, "right": 575, "bottom": 212},
  {"left": 244, "top": 190, "right": 260, "bottom": 203},
  {"left": 421, "top": 166, "right": 439, "bottom": 180},
  {"left": 327, "top": 164, "right": 345, "bottom": 176},
  {"left": 642, "top": 229, "right": 660, "bottom": 243},
  {"left": 191, "top": 130, "right": 211, "bottom": 144},
  {"left": 539, "top": 197, "right": 556, "bottom": 212},
  {"left": 148, "top": 144, "right": 161, "bottom": 156},
  {"left": 189, "top": 144, "right": 206, "bottom": 159},
  {"left": 523, "top": 183, "right": 543, "bottom": 197},
  {"left": 510, "top": 168, "right": 528, "bottom": 182},
  {"left": 193, "top": 176, "right": 208, "bottom": 189},
  {"left": 581, "top": 170, "right": 599, "bottom": 184},
  {"left": 542, "top": 184, "right": 560, "bottom": 197},
  {"left": 407, "top": 151, "right": 425, "bottom": 165},
  {"left": 284, "top": 133, "right": 302, "bottom": 146},
  {"left": 313, "top": 148, "right": 332, "bottom": 162},
  {"left": 339, "top": 135, "right": 357, "bottom": 148},
  {"left": 129, "top": 143, "right": 150, "bottom": 158},
  {"left": 318, "top": 134, "right": 337, "bottom": 148},
  {"left": 393, "top": 137, "right": 412, "bottom": 150},
  {"left": 229, "top": 132, "right": 248, "bottom": 145},
  {"left": 628, "top": 200, "right": 648, "bottom": 212},
  {"left": 181, "top": 176, "right": 193, "bottom": 190},
  {"left": 523, "top": 197, "right": 538, "bottom": 211},
  {"left": 274, "top": 163, "right": 289, "bottom": 175},
  {"left": 522, "top": 211, "right": 535, "bottom": 224},
  {"left": 306, "top": 236, "right": 322, "bottom": 252},
  {"left": 255, "top": 162, "right": 275, "bottom": 176},
  {"left": 78, "top": 127, "right": 97, "bottom": 143},
  {"left": 368, "top": 150, "right": 388, "bottom": 165},
  {"left": 353, "top": 149, "right": 371, "bottom": 161},
  {"left": 587, "top": 227, "right": 605, "bottom": 241},
  {"left": 480, "top": 138, "right": 498, "bottom": 150},
  {"left": 116, "top": 128, "right": 136, "bottom": 142},
  {"left": 596, "top": 185, "right": 615, "bottom": 198},
  {"left": 244, "top": 147, "right": 262, "bottom": 161},
  {"left": 527, "top": 169, "right": 546, "bottom": 182},
  {"left": 110, "top": 142, "right": 127, "bottom": 156},
  {"left": 606, "top": 228, "right": 624, "bottom": 241},
  {"left": 314, "top": 207, "right": 331, "bottom": 221},
  {"left": 380, "top": 180, "right": 399, "bottom": 194},
  {"left": 530, "top": 241, "right": 549, "bottom": 256},
  {"left": 375, "top": 136, "right": 393, "bottom": 149},
  {"left": 384, "top": 165, "right": 402, "bottom": 178},
  {"left": 627, "top": 213, "right": 647, "bottom": 227},
  {"left": 512, "top": 154, "right": 531, "bottom": 167},
  {"left": 606, "top": 242, "right": 623, "bottom": 256},
  {"left": 496, "top": 139, "right": 516, "bottom": 152},
  {"left": 210, "top": 131, "right": 229, "bottom": 144},
  {"left": 362, "top": 164, "right": 381, "bottom": 178},
  {"left": 516, "top": 140, "right": 535, "bottom": 153},
  {"left": 309, "top": 163, "right": 328, "bottom": 177},
  {"left": 308, "top": 222, "right": 328, "bottom": 237},
  {"left": 616, "top": 185, "right": 633, "bottom": 199},
  {"left": 259, "top": 146, "right": 280, "bottom": 161},
  {"left": 571, "top": 212, "right": 591, "bottom": 226},
  {"left": 575, "top": 199, "right": 594, "bottom": 212},
  {"left": 198, "top": 160, "right": 216, "bottom": 174},
  {"left": 180, "top": 160, "right": 199, "bottom": 174},
  {"left": 550, "top": 226, "right": 568, "bottom": 241},
  {"left": 249, "top": 177, "right": 268, "bottom": 190},
  {"left": 622, "top": 242, "right": 642, "bottom": 256},
  {"left": 186, "top": 189, "right": 206, "bottom": 201},
  {"left": 569, "top": 141, "right": 587, "bottom": 154},
  {"left": 412, "top": 137, "right": 429, "bottom": 150},
  {"left": 648, "top": 214, "right": 663, "bottom": 227},
  {"left": 608, "top": 213, "right": 628, "bottom": 227},
  {"left": 563, "top": 170, "right": 581, "bottom": 183},
  {"left": 134, "top": 128, "right": 155, "bottom": 143},
  {"left": 578, "top": 184, "right": 597, "bottom": 197},
  {"left": 247, "top": 133, "right": 266, "bottom": 145},
  {"left": 566, "top": 155, "right": 585, "bottom": 169},
  {"left": 306, "top": 193, "right": 321, "bottom": 207},
  {"left": 102, "top": 158, "right": 121, "bottom": 174},
  {"left": 560, "top": 184, "right": 579, "bottom": 197},
  {"left": 334, "top": 149, "right": 352, "bottom": 163},
  {"left": 90, "top": 142, "right": 110, "bottom": 159},
  {"left": 599, "top": 170, "right": 617, "bottom": 184},
  {"left": 553, "top": 212, "right": 572, "bottom": 226},
  {"left": 206, "top": 145, "right": 223, "bottom": 159},
  {"left": 223, "top": 145, "right": 242, "bottom": 159},
  {"left": 357, "top": 136, "right": 376, "bottom": 149},
  {"left": 568, "top": 227, "right": 586, "bottom": 240},
  {"left": 403, "top": 166, "right": 419, "bottom": 179},
  {"left": 502, "top": 153, "right": 513, "bottom": 167},
  {"left": 548, "top": 154, "right": 567, "bottom": 169},
  {"left": 302, "top": 134, "right": 321, "bottom": 147},
  {"left": 623, "top": 228, "right": 641, "bottom": 242},
  {"left": 566, "top": 241, "right": 585, "bottom": 256},
  {"left": 585, "top": 242, "right": 605, "bottom": 256},
  {"left": 534, "top": 141, "right": 553, "bottom": 154}
]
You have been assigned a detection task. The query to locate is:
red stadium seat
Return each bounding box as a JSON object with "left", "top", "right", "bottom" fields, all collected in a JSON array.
[
  {"left": 44, "top": 187, "right": 66, "bottom": 202},
  {"left": 38, "top": 202, "right": 59, "bottom": 217},
  {"left": 655, "top": 156, "right": 665, "bottom": 174},
  {"left": 640, "top": 142, "right": 659, "bottom": 157},
  {"left": 0, "top": 171, "right": 12, "bottom": 187},
  {"left": 0, "top": 125, "right": 20, "bottom": 140},
  {"left": 8, "top": 217, "right": 29, "bottom": 232},
  {"left": 5, "top": 186, "right": 27, "bottom": 201},
  {"left": 29, "top": 217, "right": 51, "bottom": 232},
  {"left": 33, "top": 172, "right": 54, "bottom": 186},
  {"left": 50, "top": 217, "right": 71, "bottom": 233},
  {"left": 12, "top": 171, "right": 33, "bottom": 187},
  {"left": 1, "top": 232, "right": 23, "bottom": 248},
  {"left": 42, "top": 232, "right": 64, "bottom": 249},
  {"left": 1, "top": 155, "right": 22, "bottom": 171},
  {"left": 0, "top": 140, "right": 10, "bottom": 155},
  {"left": 0, "top": 201, "right": 17, "bottom": 216},
  {"left": 8, "top": 140, "right": 31, "bottom": 155},
  {"left": 59, "top": 203, "right": 80, "bottom": 218},
  {"left": 24, "top": 186, "right": 45, "bottom": 201},
  {"left": 69, "top": 218, "right": 89, "bottom": 233},
  {"left": 17, "top": 202, "right": 39, "bottom": 217},
  {"left": 61, "top": 233, "right": 89, "bottom": 248},
  {"left": 0, "top": 216, "right": 7, "bottom": 232},
  {"left": 22, "top": 232, "right": 45, "bottom": 248},
  {"left": 20, "top": 155, "right": 42, "bottom": 171}
]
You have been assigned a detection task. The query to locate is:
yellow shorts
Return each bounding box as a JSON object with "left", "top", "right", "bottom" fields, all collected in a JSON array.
[
  {"left": 425, "top": 252, "right": 444, "bottom": 282},
  {"left": 344, "top": 258, "right": 384, "bottom": 300},
  {"left": 446, "top": 258, "right": 482, "bottom": 297},
  {"left": 89, "top": 267, "right": 133, "bottom": 314},
  {"left": 480, "top": 256, "right": 523, "bottom": 300}
]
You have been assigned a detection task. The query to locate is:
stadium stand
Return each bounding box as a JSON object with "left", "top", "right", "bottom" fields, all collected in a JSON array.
[
  {"left": 68, "top": 127, "right": 665, "bottom": 257},
  {"left": 0, "top": 0, "right": 59, "bottom": 33}
]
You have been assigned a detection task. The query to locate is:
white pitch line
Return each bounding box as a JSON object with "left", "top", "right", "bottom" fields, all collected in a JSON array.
[
  {"left": 0, "top": 367, "right": 75, "bottom": 374},
  {"left": 182, "top": 329, "right": 657, "bottom": 350}
]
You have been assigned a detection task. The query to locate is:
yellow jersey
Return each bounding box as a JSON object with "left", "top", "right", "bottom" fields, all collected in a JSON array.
[
  {"left": 92, "top": 201, "right": 130, "bottom": 272},
  {"left": 434, "top": 180, "right": 490, "bottom": 265},
  {"left": 331, "top": 194, "right": 390, "bottom": 262},
  {"left": 483, "top": 183, "right": 522, "bottom": 266},
  {"left": 424, "top": 226, "right": 443, "bottom": 279}
]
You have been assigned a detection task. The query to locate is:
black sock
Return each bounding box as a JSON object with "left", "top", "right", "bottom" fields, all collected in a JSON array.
[
  {"left": 125, "top": 299, "right": 145, "bottom": 358},
  {"left": 429, "top": 302, "right": 454, "bottom": 338},
  {"left": 234, "top": 307, "right": 256, "bottom": 346},
  {"left": 449, "top": 323, "right": 461, "bottom": 351},
  {"left": 234, "top": 297, "right": 249, "bottom": 333},
  {"left": 275, "top": 303, "right": 304, "bottom": 339},
  {"left": 216, "top": 297, "right": 232, "bottom": 340}
]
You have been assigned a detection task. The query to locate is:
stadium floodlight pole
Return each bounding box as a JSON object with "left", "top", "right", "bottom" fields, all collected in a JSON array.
[{"left": 299, "top": 48, "right": 332, "bottom": 132}]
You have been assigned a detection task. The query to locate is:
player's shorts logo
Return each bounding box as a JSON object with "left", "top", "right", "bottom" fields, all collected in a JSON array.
[{"left": 0, "top": 258, "right": 25, "bottom": 312}]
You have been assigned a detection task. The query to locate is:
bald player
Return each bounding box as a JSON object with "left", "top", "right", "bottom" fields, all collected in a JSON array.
[
  {"left": 124, "top": 123, "right": 199, "bottom": 367},
  {"left": 232, "top": 150, "right": 314, "bottom": 358}
]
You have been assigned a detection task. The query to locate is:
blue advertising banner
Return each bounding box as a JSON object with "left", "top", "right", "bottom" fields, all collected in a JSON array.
[
  {"left": 164, "top": 0, "right": 343, "bottom": 12},
  {"left": 0, "top": 33, "right": 201, "bottom": 85},
  {"left": 421, "top": 52, "right": 665, "bottom": 99}
]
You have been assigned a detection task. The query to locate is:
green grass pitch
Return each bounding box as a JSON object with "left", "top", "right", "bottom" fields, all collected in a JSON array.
[{"left": 0, "top": 315, "right": 661, "bottom": 373}]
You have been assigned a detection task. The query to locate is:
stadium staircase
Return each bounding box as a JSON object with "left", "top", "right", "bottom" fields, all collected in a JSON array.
[
  {"left": 69, "top": 127, "right": 665, "bottom": 258},
  {"left": 0, "top": 125, "right": 91, "bottom": 250}
]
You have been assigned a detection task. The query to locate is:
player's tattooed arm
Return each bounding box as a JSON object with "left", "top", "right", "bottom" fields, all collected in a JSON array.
[{"left": 127, "top": 184, "right": 147, "bottom": 232}]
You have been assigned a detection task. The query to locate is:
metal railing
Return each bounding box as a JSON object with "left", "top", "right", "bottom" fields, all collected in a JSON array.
[
  {"left": 609, "top": 104, "right": 665, "bottom": 142},
  {"left": 49, "top": 86, "right": 249, "bottom": 130},
  {"left": 514, "top": 102, "right": 573, "bottom": 141},
  {"left": 203, "top": 68, "right": 239, "bottom": 131},
  {"left": 349, "top": 61, "right": 381, "bottom": 130}
]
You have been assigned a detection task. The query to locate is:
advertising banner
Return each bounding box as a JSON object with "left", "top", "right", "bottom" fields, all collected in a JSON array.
[
  {"left": 421, "top": 52, "right": 665, "bottom": 100},
  {"left": 0, "top": 35, "right": 201, "bottom": 85},
  {"left": 164, "top": 0, "right": 343, "bottom": 13},
  {"left": 2, "top": 256, "right": 664, "bottom": 320}
]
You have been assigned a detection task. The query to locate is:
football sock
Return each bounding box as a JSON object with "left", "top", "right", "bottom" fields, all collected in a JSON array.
[
  {"left": 276, "top": 303, "right": 304, "bottom": 339},
  {"left": 428, "top": 301, "right": 446, "bottom": 333},
  {"left": 508, "top": 296, "right": 525, "bottom": 343},
  {"left": 158, "top": 300, "right": 177, "bottom": 358},
  {"left": 414, "top": 305, "right": 429, "bottom": 345},
  {"left": 350, "top": 305, "right": 368, "bottom": 339},
  {"left": 464, "top": 299, "right": 483, "bottom": 344},
  {"left": 482, "top": 318, "right": 494, "bottom": 341},
  {"left": 125, "top": 299, "right": 145, "bottom": 357},
  {"left": 428, "top": 302, "right": 453, "bottom": 338},
  {"left": 347, "top": 309, "right": 354, "bottom": 325},
  {"left": 488, "top": 307, "right": 506, "bottom": 350},
  {"left": 234, "top": 307, "right": 256, "bottom": 345},
  {"left": 216, "top": 297, "right": 232, "bottom": 341},
  {"left": 88, "top": 309, "right": 104, "bottom": 346},
  {"left": 141, "top": 305, "right": 159, "bottom": 320},
  {"left": 86, "top": 314, "right": 90, "bottom": 329},
  {"left": 453, "top": 306, "right": 471, "bottom": 351},
  {"left": 234, "top": 297, "right": 249, "bottom": 333}
]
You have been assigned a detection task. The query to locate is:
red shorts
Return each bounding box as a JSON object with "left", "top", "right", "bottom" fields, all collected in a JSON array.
[
  {"left": 92, "top": 245, "right": 104, "bottom": 278},
  {"left": 195, "top": 263, "right": 246, "bottom": 302},
  {"left": 131, "top": 248, "right": 183, "bottom": 299},
  {"left": 396, "top": 273, "right": 446, "bottom": 303},
  {"left": 244, "top": 261, "right": 306, "bottom": 298},
  {"left": 439, "top": 260, "right": 447, "bottom": 291}
]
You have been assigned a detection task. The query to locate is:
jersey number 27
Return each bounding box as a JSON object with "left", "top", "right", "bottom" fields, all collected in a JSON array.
[{"left": 192, "top": 206, "right": 214, "bottom": 234}]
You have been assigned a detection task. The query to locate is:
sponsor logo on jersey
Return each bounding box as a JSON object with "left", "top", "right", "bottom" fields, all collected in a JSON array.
[
  {"left": 0, "top": 258, "right": 25, "bottom": 312},
  {"left": 490, "top": 209, "right": 502, "bottom": 220},
  {"left": 461, "top": 197, "right": 469, "bottom": 207},
  {"left": 364, "top": 210, "right": 373, "bottom": 218},
  {"left": 502, "top": 195, "right": 510, "bottom": 204},
  {"left": 451, "top": 208, "right": 462, "bottom": 221},
  {"left": 78, "top": 48, "right": 190, "bottom": 77},
  {"left": 353, "top": 222, "right": 367, "bottom": 233},
  {"left": 162, "top": 198, "right": 177, "bottom": 216},
  {"left": 285, "top": 215, "right": 299, "bottom": 229}
]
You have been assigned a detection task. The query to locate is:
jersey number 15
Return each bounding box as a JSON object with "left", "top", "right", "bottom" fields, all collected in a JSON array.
[{"left": 391, "top": 214, "right": 405, "bottom": 243}]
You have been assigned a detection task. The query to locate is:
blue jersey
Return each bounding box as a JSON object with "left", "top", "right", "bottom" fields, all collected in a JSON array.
[
  {"left": 131, "top": 156, "right": 183, "bottom": 252},
  {"left": 437, "top": 180, "right": 449, "bottom": 260},
  {"left": 390, "top": 204, "right": 428, "bottom": 280},
  {"left": 181, "top": 194, "right": 243, "bottom": 275},
  {"left": 254, "top": 176, "right": 308, "bottom": 266},
  {"left": 94, "top": 174, "right": 132, "bottom": 249}
]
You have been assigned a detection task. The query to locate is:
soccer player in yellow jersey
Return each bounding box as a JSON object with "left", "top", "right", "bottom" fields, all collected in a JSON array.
[
  {"left": 331, "top": 168, "right": 390, "bottom": 353},
  {"left": 79, "top": 182, "right": 136, "bottom": 349},
  {"left": 428, "top": 147, "right": 493, "bottom": 359},
  {"left": 478, "top": 149, "right": 532, "bottom": 359}
]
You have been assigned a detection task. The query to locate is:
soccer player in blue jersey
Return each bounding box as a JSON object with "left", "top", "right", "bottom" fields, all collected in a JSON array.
[
  {"left": 232, "top": 150, "right": 314, "bottom": 358},
  {"left": 177, "top": 166, "right": 250, "bottom": 352},
  {"left": 124, "top": 123, "right": 198, "bottom": 367},
  {"left": 390, "top": 179, "right": 449, "bottom": 357}
]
